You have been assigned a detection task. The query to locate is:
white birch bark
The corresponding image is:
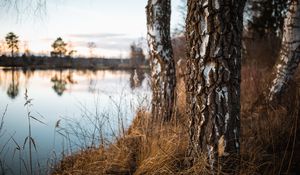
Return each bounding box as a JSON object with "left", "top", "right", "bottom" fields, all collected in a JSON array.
[
  {"left": 268, "top": 1, "right": 300, "bottom": 104},
  {"left": 146, "top": 0, "right": 176, "bottom": 122}
]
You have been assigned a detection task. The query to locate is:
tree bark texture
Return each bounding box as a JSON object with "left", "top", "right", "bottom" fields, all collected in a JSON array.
[
  {"left": 268, "top": 1, "right": 300, "bottom": 104},
  {"left": 185, "top": 0, "right": 245, "bottom": 172},
  {"left": 146, "top": 0, "right": 176, "bottom": 122}
]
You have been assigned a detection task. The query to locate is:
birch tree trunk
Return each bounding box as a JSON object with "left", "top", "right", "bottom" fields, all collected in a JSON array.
[
  {"left": 268, "top": 1, "right": 300, "bottom": 104},
  {"left": 146, "top": 0, "right": 176, "bottom": 122},
  {"left": 185, "top": 0, "right": 245, "bottom": 172}
]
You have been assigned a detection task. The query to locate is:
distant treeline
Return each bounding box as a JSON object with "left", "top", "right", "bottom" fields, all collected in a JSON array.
[{"left": 0, "top": 55, "right": 149, "bottom": 70}]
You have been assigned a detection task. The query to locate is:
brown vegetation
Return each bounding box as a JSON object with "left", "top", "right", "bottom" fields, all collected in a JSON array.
[{"left": 52, "top": 37, "right": 300, "bottom": 174}]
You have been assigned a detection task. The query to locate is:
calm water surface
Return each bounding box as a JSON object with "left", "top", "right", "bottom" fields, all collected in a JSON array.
[{"left": 0, "top": 67, "right": 151, "bottom": 174}]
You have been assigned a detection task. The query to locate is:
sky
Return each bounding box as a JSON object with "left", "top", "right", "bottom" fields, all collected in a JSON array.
[{"left": 0, "top": 0, "right": 184, "bottom": 58}]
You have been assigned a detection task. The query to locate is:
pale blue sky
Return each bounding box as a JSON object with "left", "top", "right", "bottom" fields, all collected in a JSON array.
[{"left": 0, "top": 0, "right": 183, "bottom": 57}]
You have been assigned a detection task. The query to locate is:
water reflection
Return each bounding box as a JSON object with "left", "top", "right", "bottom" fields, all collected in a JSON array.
[
  {"left": 51, "top": 70, "right": 77, "bottom": 96},
  {"left": 0, "top": 67, "right": 151, "bottom": 175},
  {"left": 66, "top": 70, "right": 77, "bottom": 84},
  {"left": 130, "top": 68, "right": 145, "bottom": 89},
  {"left": 6, "top": 67, "right": 20, "bottom": 99},
  {"left": 51, "top": 71, "right": 67, "bottom": 96},
  {"left": 22, "top": 68, "right": 34, "bottom": 88},
  {"left": 88, "top": 78, "right": 97, "bottom": 93},
  {"left": 0, "top": 67, "right": 149, "bottom": 99}
]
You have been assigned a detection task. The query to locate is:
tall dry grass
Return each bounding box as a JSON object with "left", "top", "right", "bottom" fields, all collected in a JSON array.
[
  {"left": 0, "top": 105, "right": 8, "bottom": 174},
  {"left": 52, "top": 65, "right": 300, "bottom": 174},
  {"left": 52, "top": 37, "right": 300, "bottom": 174}
]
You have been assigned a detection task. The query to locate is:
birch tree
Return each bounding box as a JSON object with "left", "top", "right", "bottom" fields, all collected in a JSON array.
[
  {"left": 247, "top": 0, "right": 290, "bottom": 37},
  {"left": 146, "top": 0, "right": 176, "bottom": 122},
  {"left": 185, "top": 0, "right": 245, "bottom": 172},
  {"left": 268, "top": 0, "right": 300, "bottom": 104}
]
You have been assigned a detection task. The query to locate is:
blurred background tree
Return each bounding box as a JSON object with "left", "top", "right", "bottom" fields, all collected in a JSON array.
[
  {"left": 246, "top": 0, "right": 291, "bottom": 38},
  {"left": 129, "top": 42, "right": 145, "bottom": 68},
  {"left": 87, "top": 42, "right": 97, "bottom": 58},
  {"left": 243, "top": 0, "right": 291, "bottom": 68}
]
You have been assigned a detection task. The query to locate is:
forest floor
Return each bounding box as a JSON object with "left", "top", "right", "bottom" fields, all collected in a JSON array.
[{"left": 52, "top": 63, "right": 300, "bottom": 175}]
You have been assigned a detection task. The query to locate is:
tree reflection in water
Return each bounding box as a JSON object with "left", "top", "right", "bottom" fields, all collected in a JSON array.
[
  {"left": 51, "top": 70, "right": 76, "bottom": 96},
  {"left": 7, "top": 67, "right": 19, "bottom": 99}
]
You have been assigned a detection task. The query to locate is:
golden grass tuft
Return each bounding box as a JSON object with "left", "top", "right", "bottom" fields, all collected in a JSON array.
[{"left": 52, "top": 64, "right": 300, "bottom": 174}]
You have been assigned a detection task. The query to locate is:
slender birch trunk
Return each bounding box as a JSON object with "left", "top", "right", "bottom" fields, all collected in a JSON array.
[
  {"left": 268, "top": 1, "right": 300, "bottom": 104},
  {"left": 185, "top": 0, "right": 245, "bottom": 173},
  {"left": 146, "top": 0, "right": 176, "bottom": 122}
]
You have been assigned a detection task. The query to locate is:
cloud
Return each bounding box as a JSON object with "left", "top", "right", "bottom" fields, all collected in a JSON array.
[
  {"left": 68, "top": 33, "right": 127, "bottom": 39},
  {"left": 70, "top": 37, "right": 139, "bottom": 50},
  {"left": 38, "top": 33, "right": 148, "bottom": 57},
  {"left": 40, "top": 38, "right": 55, "bottom": 42}
]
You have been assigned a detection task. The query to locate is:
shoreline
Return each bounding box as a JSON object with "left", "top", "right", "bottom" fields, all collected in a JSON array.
[{"left": 0, "top": 56, "right": 149, "bottom": 70}]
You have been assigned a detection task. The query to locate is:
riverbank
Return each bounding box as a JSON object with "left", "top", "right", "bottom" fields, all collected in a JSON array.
[
  {"left": 0, "top": 56, "right": 149, "bottom": 70},
  {"left": 52, "top": 66, "right": 300, "bottom": 174},
  {"left": 0, "top": 68, "right": 151, "bottom": 174}
]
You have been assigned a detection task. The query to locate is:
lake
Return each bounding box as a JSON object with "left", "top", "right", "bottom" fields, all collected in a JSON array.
[{"left": 0, "top": 67, "right": 151, "bottom": 174}]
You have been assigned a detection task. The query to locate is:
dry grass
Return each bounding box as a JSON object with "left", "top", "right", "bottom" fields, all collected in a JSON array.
[
  {"left": 52, "top": 38, "right": 300, "bottom": 174},
  {"left": 52, "top": 67, "right": 300, "bottom": 174}
]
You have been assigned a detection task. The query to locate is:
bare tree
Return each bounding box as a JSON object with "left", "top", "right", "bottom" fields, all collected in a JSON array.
[
  {"left": 87, "top": 42, "right": 96, "bottom": 58},
  {"left": 146, "top": 0, "right": 176, "bottom": 122},
  {"left": 268, "top": 1, "right": 300, "bottom": 105},
  {"left": 22, "top": 41, "right": 31, "bottom": 57},
  {"left": 130, "top": 42, "right": 146, "bottom": 68},
  {"left": 185, "top": 0, "right": 246, "bottom": 172}
]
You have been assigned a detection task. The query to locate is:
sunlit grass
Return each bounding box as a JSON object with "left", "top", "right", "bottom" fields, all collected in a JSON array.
[{"left": 51, "top": 64, "right": 300, "bottom": 174}]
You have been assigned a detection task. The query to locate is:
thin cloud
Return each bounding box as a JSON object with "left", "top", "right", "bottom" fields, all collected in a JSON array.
[
  {"left": 39, "top": 35, "right": 147, "bottom": 56},
  {"left": 71, "top": 37, "right": 139, "bottom": 50},
  {"left": 40, "top": 37, "right": 55, "bottom": 42},
  {"left": 68, "top": 33, "right": 127, "bottom": 39}
]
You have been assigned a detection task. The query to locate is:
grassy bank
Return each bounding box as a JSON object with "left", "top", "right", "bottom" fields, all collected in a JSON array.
[{"left": 51, "top": 63, "right": 300, "bottom": 174}]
